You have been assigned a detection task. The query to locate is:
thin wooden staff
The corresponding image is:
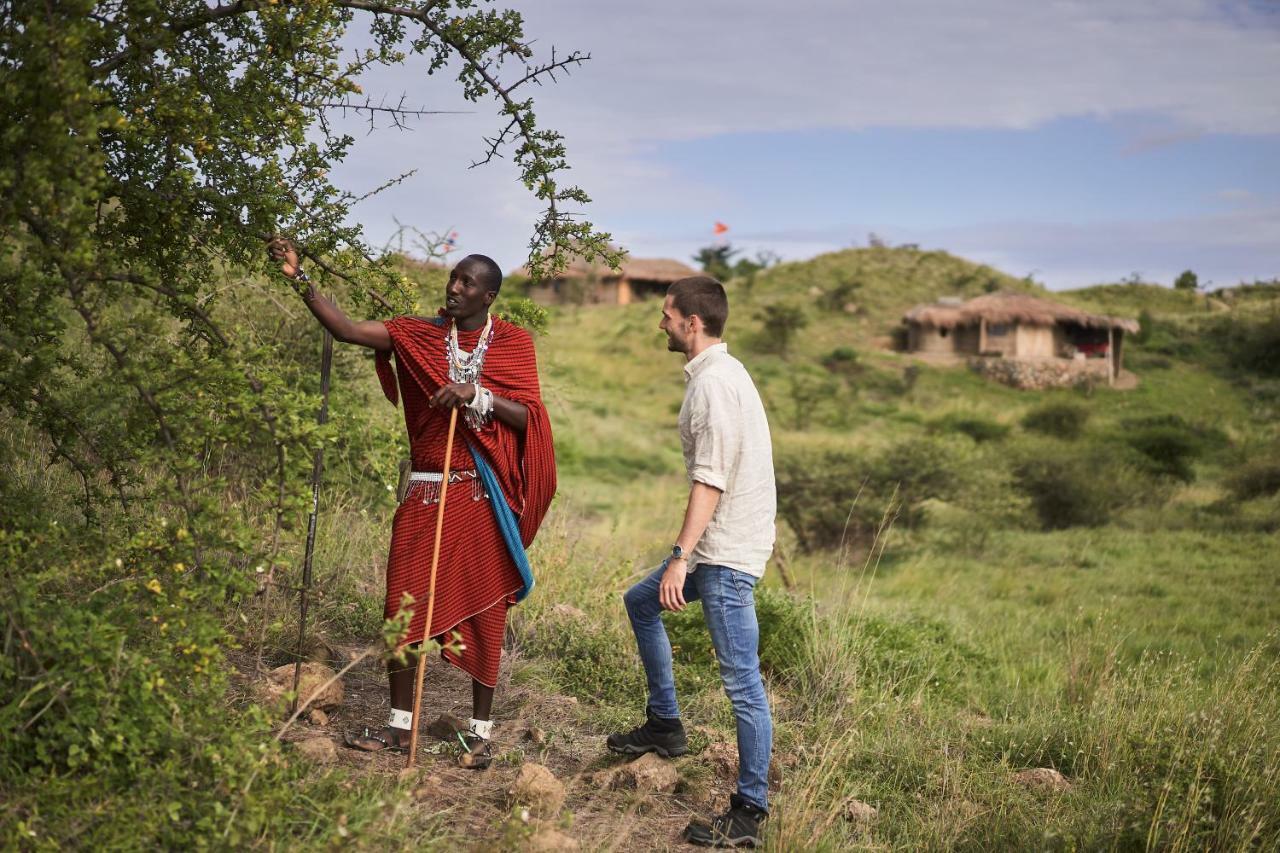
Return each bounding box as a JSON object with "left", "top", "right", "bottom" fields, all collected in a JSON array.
[
  {"left": 406, "top": 406, "right": 459, "bottom": 768},
  {"left": 291, "top": 330, "right": 334, "bottom": 715}
]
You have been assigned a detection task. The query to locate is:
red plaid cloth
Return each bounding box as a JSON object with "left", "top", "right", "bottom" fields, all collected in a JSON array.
[{"left": 375, "top": 314, "right": 556, "bottom": 686}]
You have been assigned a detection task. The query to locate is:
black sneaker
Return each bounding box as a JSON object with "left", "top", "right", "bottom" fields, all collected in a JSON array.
[
  {"left": 605, "top": 708, "right": 688, "bottom": 757},
  {"left": 683, "top": 794, "right": 767, "bottom": 848}
]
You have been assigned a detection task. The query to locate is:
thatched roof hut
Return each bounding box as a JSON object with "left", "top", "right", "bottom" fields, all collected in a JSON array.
[
  {"left": 516, "top": 250, "right": 699, "bottom": 305},
  {"left": 902, "top": 291, "right": 1140, "bottom": 386},
  {"left": 903, "top": 292, "right": 1138, "bottom": 333}
]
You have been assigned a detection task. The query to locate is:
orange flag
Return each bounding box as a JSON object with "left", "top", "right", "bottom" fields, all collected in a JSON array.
[{"left": 713, "top": 221, "right": 729, "bottom": 235}]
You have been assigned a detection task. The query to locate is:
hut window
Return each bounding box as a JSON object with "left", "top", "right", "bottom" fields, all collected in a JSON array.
[
  {"left": 988, "top": 323, "right": 1009, "bottom": 336},
  {"left": 939, "top": 328, "right": 949, "bottom": 338}
]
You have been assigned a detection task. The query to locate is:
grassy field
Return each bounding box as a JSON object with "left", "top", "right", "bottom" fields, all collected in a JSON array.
[
  {"left": 4, "top": 247, "right": 1277, "bottom": 849},
  {"left": 505, "top": 249, "right": 1280, "bottom": 848}
]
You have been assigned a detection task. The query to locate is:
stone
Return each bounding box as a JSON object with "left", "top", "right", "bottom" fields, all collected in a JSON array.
[
  {"left": 264, "top": 662, "right": 343, "bottom": 711},
  {"left": 509, "top": 763, "right": 566, "bottom": 818},
  {"left": 308, "top": 708, "right": 329, "bottom": 727},
  {"left": 704, "top": 741, "right": 738, "bottom": 780},
  {"left": 523, "top": 825, "right": 581, "bottom": 852},
  {"left": 1013, "top": 767, "right": 1071, "bottom": 792},
  {"left": 703, "top": 741, "right": 782, "bottom": 787},
  {"left": 524, "top": 726, "right": 547, "bottom": 745},
  {"left": 428, "top": 713, "right": 470, "bottom": 740},
  {"left": 611, "top": 752, "right": 679, "bottom": 793},
  {"left": 549, "top": 603, "right": 586, "bottom": 620},
  {"left": 843, "top": 797, "right": 878, "bottom": 823},
  {"left": 294, "top": 737, "right": 337, "bottom": 764}
]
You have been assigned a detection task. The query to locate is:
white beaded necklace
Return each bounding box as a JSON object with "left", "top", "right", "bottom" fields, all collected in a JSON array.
[{"left": 446, "top": 314, "right": 493, "bottom": 385}]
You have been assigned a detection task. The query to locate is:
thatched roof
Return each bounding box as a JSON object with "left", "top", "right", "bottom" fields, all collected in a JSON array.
[
  {"left": 514, "top": 250, "right": 698, "bottom": 284},
  {"left": 904, "top": 291, "right": 1139, "bottom": 332},
  {"left": 619, "top": 257, "right": 700, "bottom": 283}
]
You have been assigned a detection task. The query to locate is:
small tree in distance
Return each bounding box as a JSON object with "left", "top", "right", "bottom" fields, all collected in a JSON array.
[{"left": 1174, "top": 270, "right": 1199, "bottom": 292}]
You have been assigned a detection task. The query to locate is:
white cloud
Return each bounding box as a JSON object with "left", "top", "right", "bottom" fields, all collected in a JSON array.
[{"left": 316, "top": 1, "right": 1280, "bottom": 279}]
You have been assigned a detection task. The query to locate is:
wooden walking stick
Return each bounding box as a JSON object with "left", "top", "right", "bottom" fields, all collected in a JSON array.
[
  {"left": 291, "top": 330, "right": 334, "bottom": 715},
  {"left": 406, "top": 406, "right": 460, "bottom": 768}
]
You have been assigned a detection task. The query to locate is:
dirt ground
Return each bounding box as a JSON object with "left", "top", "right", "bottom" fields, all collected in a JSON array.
[{"left": 237, "top": 645, "right": 747, "bottom": 851}]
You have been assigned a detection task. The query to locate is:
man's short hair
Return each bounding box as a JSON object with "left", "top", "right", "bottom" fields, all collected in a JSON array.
[
  {"left": 668, "top": 276, "right": 728, "bottom": 337},
  {"left": 461, "top": 254, "right": 503, "bottom": 294}
]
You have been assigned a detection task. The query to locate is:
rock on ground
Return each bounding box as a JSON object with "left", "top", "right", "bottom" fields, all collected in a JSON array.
[
  {"left": 264, "top": 662, "right": 344, "bottom": 711},
  {"left": 843, "top": 797, "right": 878, "bottom": 823},
  {"left": 1013, "top": 767, "right": 1072, "bottom": 792},
  {"left": 524, "top": 824, "right": 581, "bottom": 852},
  {"left": 608, "top": 752, "right": 679, "bottom": 794},
  {"left": 293, "top": 737, "right": 337, "bottom": 764},
  {"left": 549, "top": 603, "right": 586, "bottom": 620},
  {"left": 308, "top": 708, "right": 329, "bottom": 726},
  {"left": 509, "top": 763, "right": 566, "bottom": 818}
]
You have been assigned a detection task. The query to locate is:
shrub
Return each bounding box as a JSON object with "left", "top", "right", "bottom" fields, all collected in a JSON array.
[
  {"left": 777, "top": 439, "right": 962, "bottom": 552},
  {"left": 1122, "top": 427, "right": 1202, "bottom": 482},
  {"left": 931, "top": 413, "right": 1010, "bottom": 443},
  {"left": 1021, "top": 401, "right": 1091, "bottom": 439},
  {"left": 749, "top": 303, "right": 809, "bottom": 356},
  {"left": 1225, "top": 456, "right": 1280, "bottom": 500},
  {"left": 1012, "top": 445, "right": 1146, "bottom": 528},
  {"left": 1220, "top": 313, "right": 1280, "bottom": 378},
  {"left": 822, "top": 346, "right": 860, "bottom": 376}
]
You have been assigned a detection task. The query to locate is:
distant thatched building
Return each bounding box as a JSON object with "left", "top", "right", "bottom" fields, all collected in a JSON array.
[
  {"left": 517, "top": 254, "right": 699, "bottom": 306},
  {"left": 903, "top": 292, "right": 1139, "bottom": 386}
]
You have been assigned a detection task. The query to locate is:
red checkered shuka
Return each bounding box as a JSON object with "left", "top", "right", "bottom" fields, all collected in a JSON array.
[{"left": 374, "top": 314, "right": 556, "bottom": 687}]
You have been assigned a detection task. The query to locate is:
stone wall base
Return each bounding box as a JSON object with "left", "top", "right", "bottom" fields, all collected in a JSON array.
[{"left": 968, "top": 357, "right": 1113, "bottom": 391}]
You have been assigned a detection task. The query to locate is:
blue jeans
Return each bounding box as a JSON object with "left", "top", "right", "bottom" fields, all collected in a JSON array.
[{"left": 623, "top": 562, "right": 773, "bottom": 811}]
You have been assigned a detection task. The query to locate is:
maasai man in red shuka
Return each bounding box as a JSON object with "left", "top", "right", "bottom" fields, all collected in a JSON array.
[{"left": 267, "top": 240, "right": 555, "bottom": 768}]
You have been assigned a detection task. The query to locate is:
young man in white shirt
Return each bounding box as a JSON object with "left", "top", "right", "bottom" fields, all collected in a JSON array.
[{"left": 607, "top": 276, "right": 777, "bottom": 848}]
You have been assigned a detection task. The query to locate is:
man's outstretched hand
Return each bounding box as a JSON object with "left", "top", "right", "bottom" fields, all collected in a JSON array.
[{"left": 267, "top": 235, "right": 302, "bottom": 279}]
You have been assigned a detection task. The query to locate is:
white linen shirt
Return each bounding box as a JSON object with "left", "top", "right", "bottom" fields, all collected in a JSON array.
[{"left": 679, "top": 343, "right": 776, "bottom": 578}]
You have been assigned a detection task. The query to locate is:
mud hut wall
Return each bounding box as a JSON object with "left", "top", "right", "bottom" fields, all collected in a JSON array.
[
  {"left": 953, "top": 323, "right": 981, "bottom": 354},
  {"left": 526, "top": 281, "right": 559, "bottom": 306},
  {"left": 983, "top": 322, "right": 1013, "bottom": 356},
  {"left": 1015, "top": 323, "right": 1057, "bottom": 359},
  {"left": 908, "top": 323, "right": 958, "bottom": 354}
]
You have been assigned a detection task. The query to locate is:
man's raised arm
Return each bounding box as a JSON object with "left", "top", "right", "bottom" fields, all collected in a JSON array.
[{"left": 267, "top": 237, "right": 391, "bottom": 351}]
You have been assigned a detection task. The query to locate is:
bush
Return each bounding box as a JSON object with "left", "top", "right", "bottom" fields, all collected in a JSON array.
[
  {"left": 931, "top": 413, "right": 1010, "bottom": 443},
  {"left": 777, "top": 439, "right": 962, "bottom": 552},
  {"left": 1021, "top": 401, "right": 1091, "bottom": 439},
  {"left": 1225, "top": 456, "right": 1280, "bottom": 500},
  {"left": 1119, "top": 415, "right": 1217, "bottom": 482},
  {"left": 1012, "top": 445, "right": 1147, "bottom": 529},
  {"left": 1220, "top": 313, "right": 1280, "bottom": 377}
]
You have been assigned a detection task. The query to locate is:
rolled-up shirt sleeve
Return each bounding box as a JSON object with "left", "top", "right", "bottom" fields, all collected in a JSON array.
[{"left": 686, "top": 382, "right": 741, "bottom": 492}]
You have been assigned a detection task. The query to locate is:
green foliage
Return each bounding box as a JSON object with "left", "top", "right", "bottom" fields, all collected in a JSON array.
[
  {"left": 930, "top": 412, "right": 1010, "bottom": 443},
  {"left": 1117, "top": 414, "right": 1221, "bottom": 482},
  {"left": 1021, "top": 401, "right": 1091, "bottom": 439},
  {"left": 777, "top": 439, "right": 962, "bottom": 552},
  {"left": 1012, "top": 444, "right": 1148, "bottom": 529},
  {"left": 749, "top": 304, "right": 809, "bottom": 356},
  {"left": 519, "top": 611, "right": 640, "bottom": 708},
  {"left": 1218, "top": 312, "right": 1280, "bottom": 377},
  {"left": 693, "top": 244, "right": 737, "bottom": 281},
  {"left": 1224, "top": 455, "right": 1280, "bottom": 500},
  {"left": 1174, "top": 269, "right": 1199, "bottom": 292},
  {"left": 496, "top": 295, "right": 550, "bottom": 336}
]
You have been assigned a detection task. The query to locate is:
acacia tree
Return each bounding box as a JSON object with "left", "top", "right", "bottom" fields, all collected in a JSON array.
[
  {"left": 0, "top": 3, "right": 613, "bottom": 825},
  {"left": 1, "top": 0, "right": 614, "bottom": 523}
]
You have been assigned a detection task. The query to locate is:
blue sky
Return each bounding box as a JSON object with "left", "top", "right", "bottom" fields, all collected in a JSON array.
[{"left": 325, "top": 0, "right": 1280, "bottom": 289}]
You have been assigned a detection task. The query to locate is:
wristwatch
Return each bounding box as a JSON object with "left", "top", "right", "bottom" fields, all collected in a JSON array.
[{"left": 669, "top": 544, "right": 685, "bottom": 561}]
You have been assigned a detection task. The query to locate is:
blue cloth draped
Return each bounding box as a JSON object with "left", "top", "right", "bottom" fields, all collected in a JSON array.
[{"left": 469, "top": 443, "right": 535, "bottom": 602}]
